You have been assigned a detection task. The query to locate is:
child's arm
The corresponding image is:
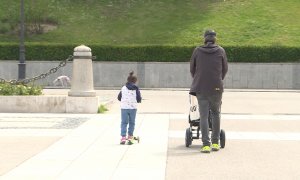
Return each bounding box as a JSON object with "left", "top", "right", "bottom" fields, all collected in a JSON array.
[
  {"left": 117, "top": 91, "right": 122, "bottom": 101},
  {"left": 136, "top": 88, "right": 142, "bottom": 103}
]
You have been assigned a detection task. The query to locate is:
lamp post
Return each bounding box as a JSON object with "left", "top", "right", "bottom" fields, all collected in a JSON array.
[{"left": 18, "top": 0, "right": 26, "bottom": 80}]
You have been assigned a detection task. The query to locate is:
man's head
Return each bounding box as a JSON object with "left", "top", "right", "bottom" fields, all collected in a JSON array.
[{"left": 203, "top": 29, "right": 217, "bottom": 44}]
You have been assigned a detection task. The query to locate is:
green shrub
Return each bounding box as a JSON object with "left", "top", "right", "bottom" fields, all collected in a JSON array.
[
  {"left": 0, "top": 43, "right": 300, "bottom": 63},
  {"left": 0, "top": 43, "right": 74, "bottom": 61},
  {"left": 0, "top": 43, "right": 19, "bottom": 60},
  {"left": 225, "top": 46, "right": 300, "bottom": 63},
  {"left": 91, "top": 45, "right": 193, "bottom": 62},
  {"left": 0, "top": 83, "right": 42, "bottom": 95},
  {"left": 97, "top": 104, "right": 108, "bottom": 113}
]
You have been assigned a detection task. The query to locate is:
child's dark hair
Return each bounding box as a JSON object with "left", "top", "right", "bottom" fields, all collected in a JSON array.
[{"left": 127, "top": 71, "right": 137, "bottom": 83}]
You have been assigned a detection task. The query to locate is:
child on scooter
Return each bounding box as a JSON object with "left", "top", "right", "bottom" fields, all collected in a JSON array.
[{"left": 117, "top": 71, "right": 142, "bottom": 145}]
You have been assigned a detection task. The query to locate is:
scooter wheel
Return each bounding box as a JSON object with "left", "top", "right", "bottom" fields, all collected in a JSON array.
[{"left": 134, "top": 136, "right": 140, "bottom": 143}]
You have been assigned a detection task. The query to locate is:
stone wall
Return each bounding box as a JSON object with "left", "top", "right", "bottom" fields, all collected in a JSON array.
[
  {"left": 0, "top": 96, "right": 100, "bottom": 113},
  {"left": 0, "top": 61, "right": 299, "bottom": 89}
]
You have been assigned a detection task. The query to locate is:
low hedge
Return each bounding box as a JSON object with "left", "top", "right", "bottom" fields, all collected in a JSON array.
[
  {"left": 0, "top": 83, "right": 42, "bottom": 95},
  {"left": 1, "top": 43, "right": 300, "bottom": 62},
  {"left": 0, "top": 43, "right": 74, "bottom": 61}
]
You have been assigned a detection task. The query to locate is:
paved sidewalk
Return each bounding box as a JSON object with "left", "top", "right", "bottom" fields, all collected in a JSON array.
[
  {"left": 0, "top": 113, "right": 169, "bottom": 180},
  {"left": 1, "top": 89, "right": 300, "bottom": 180},
  {"left": 166, "top": 113, "right": 300, "bottom": 180}
]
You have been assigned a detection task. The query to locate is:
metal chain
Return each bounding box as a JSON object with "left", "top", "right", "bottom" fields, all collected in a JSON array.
[{"left": 0, "top": 55, "right": 73, "bottom": 85}]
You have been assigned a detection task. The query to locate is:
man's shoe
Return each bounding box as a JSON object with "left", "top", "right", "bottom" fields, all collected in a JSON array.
[
  {"left": 201, "top": 146, "right": 211, "bottom": 153},
  {"left": 211, "top": 144, "right": 220, "bottom": 151}
]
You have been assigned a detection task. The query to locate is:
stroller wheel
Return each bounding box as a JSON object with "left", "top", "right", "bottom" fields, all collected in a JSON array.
[
  {"left": 220, "top": 129, "right": 226, "bottom": 148},
  {"left": 185, "top": 128, "right": 192, "bottom": 147},
  {"left": 134, "top": 136, "right": 140, "bottom": 143}
]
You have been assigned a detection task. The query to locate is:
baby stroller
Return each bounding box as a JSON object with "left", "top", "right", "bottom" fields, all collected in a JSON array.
[{"left": 185, "top": 94, "right": 226, "bottom": 148}]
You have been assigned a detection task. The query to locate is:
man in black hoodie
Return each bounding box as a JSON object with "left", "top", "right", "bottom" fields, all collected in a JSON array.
[{"left": 190, "top": 30, "right": 228, "bottom": 153}]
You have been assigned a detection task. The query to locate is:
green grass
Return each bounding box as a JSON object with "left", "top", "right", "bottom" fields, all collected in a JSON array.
[{"left": 1, "top": 0, "right": 300, "bottom": 46}]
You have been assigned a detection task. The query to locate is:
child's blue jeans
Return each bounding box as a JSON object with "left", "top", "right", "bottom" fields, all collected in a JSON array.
[{"left": 121, "top": 109, "right": 137, "bottom": 137}]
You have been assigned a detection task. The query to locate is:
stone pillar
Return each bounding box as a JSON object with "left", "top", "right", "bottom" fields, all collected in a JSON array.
[
  {"left": 68, "top": 45, "right": 96, "bottom": 97},
  {"left": 66, "top": 45, "right": 99, "bottom": 113}
]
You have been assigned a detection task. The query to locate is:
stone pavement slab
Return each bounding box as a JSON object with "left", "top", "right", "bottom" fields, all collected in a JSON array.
[
  {"left": 0, "top": 113, "right": 89, "bottom": 176},
  {"left": 1, "top": 114, "right": 169, "bottom": 180},
  {"left": 1, "top": 89, "right": 300, "bottom": 180},
  {"left": 166, "top": 113, "right": 300, "bottom": 180},
  {"left": 0, "top": 137, "right": 60, "bottom": 177}
]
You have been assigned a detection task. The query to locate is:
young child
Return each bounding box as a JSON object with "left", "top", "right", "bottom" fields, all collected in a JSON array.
[{"left": 117, "top": 71, "right": 142, "bottom": 145}]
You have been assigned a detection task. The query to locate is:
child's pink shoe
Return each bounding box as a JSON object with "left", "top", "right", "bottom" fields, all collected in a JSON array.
[{"left": 120, "top": 137, "right": 126, "bottom": 145}]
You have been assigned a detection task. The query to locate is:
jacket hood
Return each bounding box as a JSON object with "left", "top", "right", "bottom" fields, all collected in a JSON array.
[
  {"left": 198, "top": 43, "right": 220, "bottom": 54},
  {"left": 126, "top": 82, "right": 138, "bottom": 90}
]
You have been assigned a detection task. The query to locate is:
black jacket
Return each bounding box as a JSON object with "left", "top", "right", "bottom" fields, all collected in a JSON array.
[{"left": 190, "top": 43, "right": 228, "bottom": 95}]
